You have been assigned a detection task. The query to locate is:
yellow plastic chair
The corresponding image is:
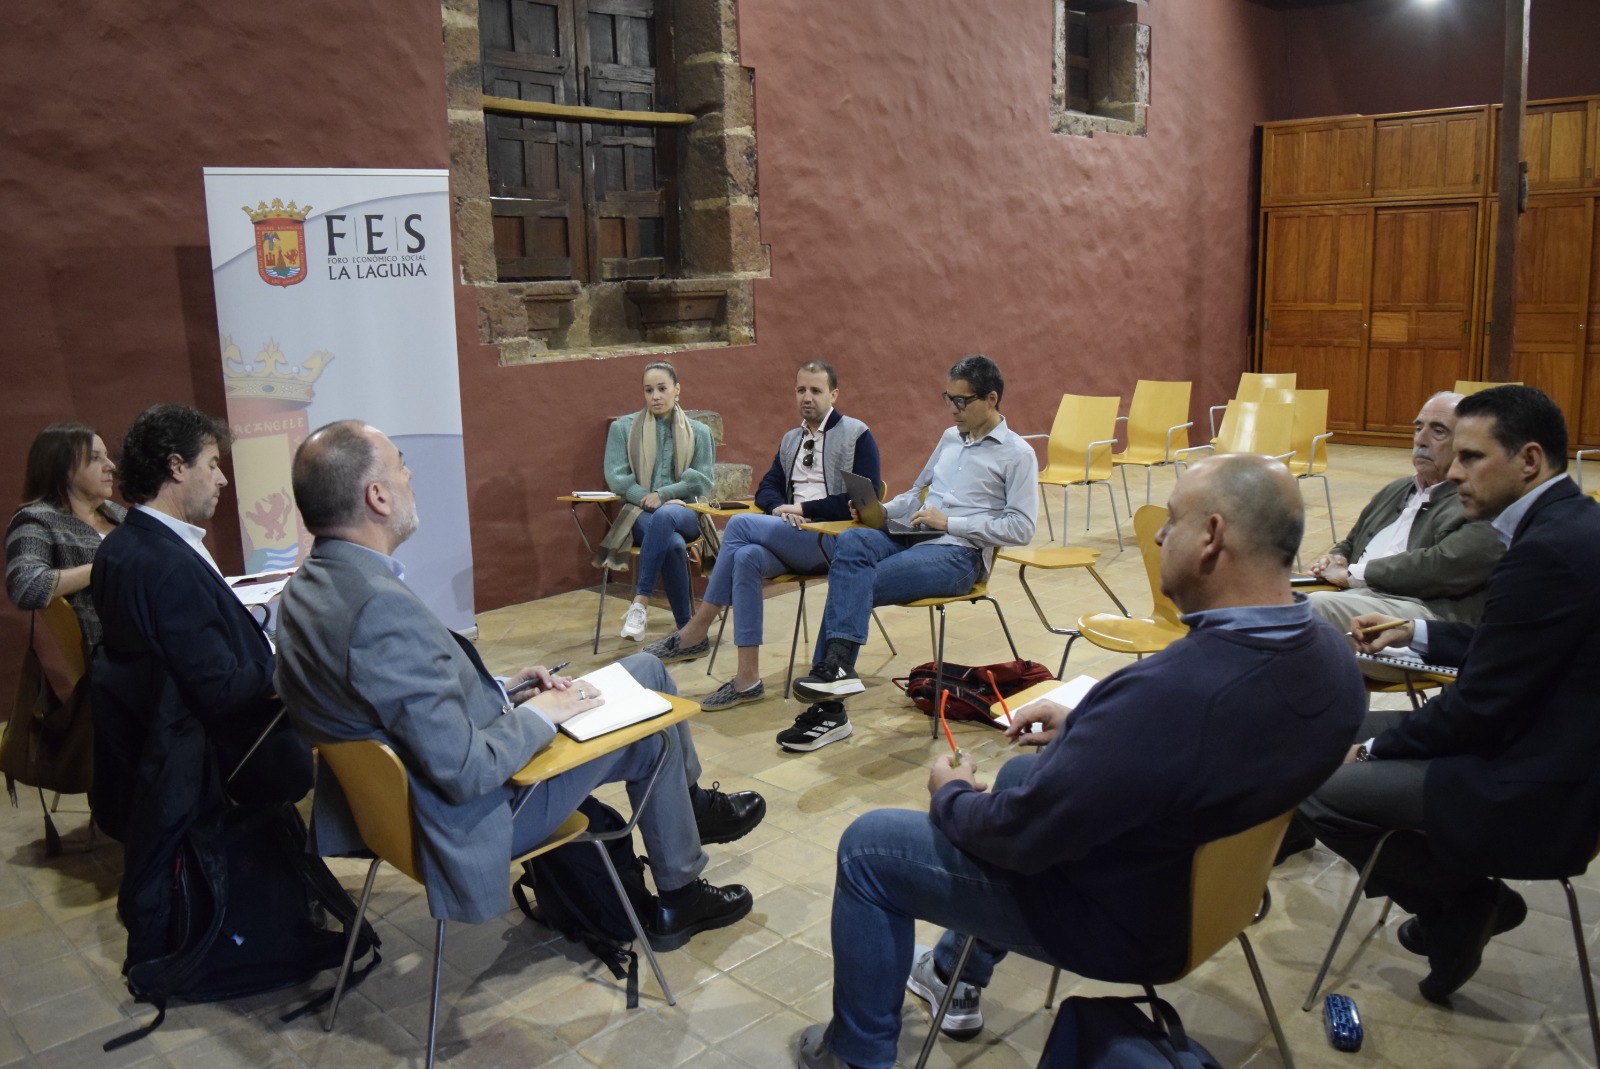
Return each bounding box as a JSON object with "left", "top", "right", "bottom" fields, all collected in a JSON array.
[
  {"left": 1210, "top": 371, "right": 1297, "bottom": 437},
  {"left": 1111, "top": 380, "right": 1193, "bottom": 513},
  {"left": 1027, "top": 393, "right": 1124, "bottom": 549},
  {"left": 595, "top": 539, "right": 702, "bottom": 655},
  {"left": 916, "top": 812, "right": 1300, "bottom": 1069},
  {"left": 1575, "top": 449, "right": 1598, "bottom": 491},
  {"left": 1279, "top": 389, "right": 1336, "bottom": 542},
  {"left": 316, "top": 740, "right": 670, "bottom": 1069},
  {"left": 1177, "top": 400, "right": 1295, "bottom": 474},
  {"left": 1059, "top": 505, "right": 1187, "bottom": 677},
  {"left": 1453, "top": 379, "right": 1520, "bottom": 396}
]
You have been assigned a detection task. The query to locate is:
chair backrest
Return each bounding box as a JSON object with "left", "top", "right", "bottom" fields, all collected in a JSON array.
[
  {"left": 1454, "top": 379, "right": 1521, "bottom": 396},
  {"left": 1214, "top": 400, "right": 1294, "bottom": 458},
  {"left": 1124, "top": 380, "right": 1192, "bottom": 460},
  {"left": 1181, "top": 810, "right": 1295, "bottom": 976},
  {"left": 38, "top": 596, "right": 87, "bottom": 689},
  {"left": 1235, "top": 372, "right": 1296, "bottom": 403},
  {"left": 1132, "top": 505, "right": 1184, "bottom": 629},
  {"left": 1044, "top": 394, "right": 1123, "bottom": 483},
  {"left": 1284, "top": 388, "right": 1331, "bottom": 471},
  {"left": 317, "top": 740, "right": 424, "bottom": 882}
]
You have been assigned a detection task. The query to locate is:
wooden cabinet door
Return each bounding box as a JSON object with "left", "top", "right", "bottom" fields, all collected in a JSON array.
[
  {"left": 1486, "top": 198, "right": 1595, "bottom": 431},
  {"left": 1373, "top": 111, "right": 1487, "bottom": 199},
  {"left": 1365, "top": 205, "right": 1480, "bottom": 431},
  {"left": 1580, "top": 204, "right": 1600, "bottom": 448},
  {"left": 1261, "top": 207, "right": 1373, "bottom": 430},
  {"left": 1492, "top": 101, "right": 1591, "bottom": 193},
  {"left": 1262, "top": 119, "right": 1373, "bottom": 206}
]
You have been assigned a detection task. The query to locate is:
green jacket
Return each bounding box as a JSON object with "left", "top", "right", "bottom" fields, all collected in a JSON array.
[
  {"left": 603, "top": 412, "right": 715, "bottom": 506},
  {"left": 1330, "top": 476, "right": 1503, "bottom": 622}
]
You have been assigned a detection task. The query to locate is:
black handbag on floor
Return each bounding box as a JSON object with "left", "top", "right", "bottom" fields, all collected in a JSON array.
[{"left": 1042, "top": 995, "right": 1225, "bottom": 1069}]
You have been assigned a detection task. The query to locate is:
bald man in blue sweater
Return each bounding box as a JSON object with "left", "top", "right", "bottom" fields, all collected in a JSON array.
[{"left": 797, "top": 453, "right": 1366, "bottom": 1069}]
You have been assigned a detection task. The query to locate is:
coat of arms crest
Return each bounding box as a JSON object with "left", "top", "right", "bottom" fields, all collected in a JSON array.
[{"left": 243, "top": 199, "right": 312, "bottom": 287}]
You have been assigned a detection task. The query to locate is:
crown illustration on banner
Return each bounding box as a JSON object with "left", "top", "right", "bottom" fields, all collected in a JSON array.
[
  {"left": 242, "top": 198, "right": 312, "bottom": 223},
  {"left": 221, "top": 337, "right": 335, "bottom": 403}
]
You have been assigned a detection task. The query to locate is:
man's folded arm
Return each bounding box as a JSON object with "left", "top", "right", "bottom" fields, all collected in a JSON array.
[
  {"left": 1361, "top": 516, "right": 1504, "bottom": 599},
  {"left": 1376, "top": 540, "right": 1588, "bottom": 759},
  {"left": 347, "top": 589, "right": 555, "bottom": 805}
]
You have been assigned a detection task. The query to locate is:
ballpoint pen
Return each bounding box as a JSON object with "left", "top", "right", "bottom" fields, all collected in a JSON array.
[{"left": 938, "top": 689, "right": 961, "bottom": 761}]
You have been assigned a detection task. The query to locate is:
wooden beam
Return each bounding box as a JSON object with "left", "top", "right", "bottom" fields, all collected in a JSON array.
[
  {"left": 480, "top": 94, "right": 696, "bottom": 127},
  {"left": 1487, "top": 0, "right": 1530, "bottom": 381}
]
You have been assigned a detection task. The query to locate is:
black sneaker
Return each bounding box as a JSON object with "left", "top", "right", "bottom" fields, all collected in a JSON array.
[
  {"left": 791, "top": 660, "right": 864, "bottom": 703},
  {"left": 692, "top": 781, "right": 766, "bottom": 845},
  {"left": 648, "top": 879, "right": 753, "bottom": 951},
  {"left": 776, "top": 703, "right": 852, "bottom": 752}
]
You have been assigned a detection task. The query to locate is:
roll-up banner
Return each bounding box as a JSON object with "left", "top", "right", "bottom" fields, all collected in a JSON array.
[{"left": 201, "top": 167, "right": 474, "bottom": 630}]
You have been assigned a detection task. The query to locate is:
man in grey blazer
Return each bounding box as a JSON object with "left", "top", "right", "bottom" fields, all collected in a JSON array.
[
  {"left": 1306, "top": 392, "right": 1503, "bottom": 630},
  {"left": 274, "top": 420, "right": 760, "bottom": 944}
]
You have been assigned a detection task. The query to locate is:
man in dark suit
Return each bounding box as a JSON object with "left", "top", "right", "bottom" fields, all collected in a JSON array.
[
  {"left": 273, "top": 420, "right": 760, "bottom": 941},
  {"left": 1302, "top": 385, "right": 1600, "bottom": 1003},
  {"left": 796, "top": 454, "right": 1366, "bottom": 1069},
  {"left": 91, "top": 404, "right": 311, "bottom": 967},
  {"left": 1306, "top": 391, "right": 1503, "bottom": 630}
]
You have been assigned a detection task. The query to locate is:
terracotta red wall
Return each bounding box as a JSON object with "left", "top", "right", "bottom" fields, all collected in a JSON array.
[
  {"left": 6, "top": 0, "right": 1599, "bottom": 703},
  {"left": 1274, "top": 0, "right": 1600, "bottom": 119}
]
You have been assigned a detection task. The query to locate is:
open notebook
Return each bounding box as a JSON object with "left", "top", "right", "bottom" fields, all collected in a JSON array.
[
  {"left": 554, "top": 661, "right": 674, "bottom": 742},
  {"left": 998, "top": 674, "right": 1099, "bottom": 729}
]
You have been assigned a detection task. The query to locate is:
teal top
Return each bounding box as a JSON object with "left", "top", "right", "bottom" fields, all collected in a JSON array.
[{"left": 603, "top": 412, "right": 715, "bottom": 506}]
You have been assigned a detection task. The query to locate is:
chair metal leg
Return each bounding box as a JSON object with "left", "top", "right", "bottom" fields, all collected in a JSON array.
[
  {"left": 1039, "top": 485, "right": 1055, "bottom": 542},
  {"left": 707, "top": 606, "right": 729, "bottom": 676},
  {"left": 325, "top": 857, "right": 383, "bottom": 1032},
  {"left": 785, "top": 582, "right": 809, "bottom": 699},
  {"left": 982, "top": 597, "right": 1021, "bottom": 661},
  {"left": 1119, "top": 465, "right": 1134, "bottom": 517},
  {"left": 1302, "top": 829, "right": 1397, "bottom": 1011},
  {"left": 1045, "top": 966, "right": 1062, "bottom": 1008},
  {"left": 594, "top": 566, "right": 611, "bottom": 655},
  {"left": 1561, "top": 877, "right": 1600, "bottom": 1068},
  {"left": 872, "top": 609, "right": 897, "bottom": 655},
  {"left": 593, "top": 840, "right": 675, "bottom": 1005},
  {"left": 1318, "top": 474, "right": 1336, "bottom": 544},
  {"left": 1057, "top": 632, "right": 1082, "bottom": 680},
  {"left": 914, "top": 934, "right": 977, "bottom": 1069},
  {"left": 1100, "top": 481, "right": 1124, "bottom": 550},
  {"left": 1239, "top": 930, "right": 1296, "bottom": 1069},
  {"left": 425, "top": 919, "right": 445, "bottom": 1069},
  {"left": 1062, "top": 485, "right": 1071, "bottom": 546}
]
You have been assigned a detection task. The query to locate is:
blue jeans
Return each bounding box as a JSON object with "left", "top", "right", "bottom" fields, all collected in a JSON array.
[
  {"left": 632, "top": 503, "right": 701, "bottom": 627},
  {"left": 703, "top": 514, "right": 832, "bottom": 647},
  {"left": 813, "top": 528, "right": 982, "bottom": 669},
  {"left": 509, "top": 652, "right": 707, "bottom": 893},
  {"left": 828, "top": 756, "right": 1063, "bottom": 1069}
]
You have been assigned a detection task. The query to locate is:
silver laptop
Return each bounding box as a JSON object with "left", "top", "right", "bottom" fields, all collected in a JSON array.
[{"left": 840, "top": 471, "right": 942, "bottom": 545}]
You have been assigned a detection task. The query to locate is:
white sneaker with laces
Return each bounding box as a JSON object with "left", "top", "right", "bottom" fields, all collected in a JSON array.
[
  {"left": 905, "top": 944, "right": 983, "bottom": 1039},
  {"left": 620, "top": 602, "right": 648, "bottom": 641}
]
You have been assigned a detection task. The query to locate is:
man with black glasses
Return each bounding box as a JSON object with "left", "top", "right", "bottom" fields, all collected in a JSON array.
[
  {"left": 777, "top": 354, "right": 1038, "bottom": 752},
  {"left": 643, "top": 361, "right": 880, "bottom": 710}
]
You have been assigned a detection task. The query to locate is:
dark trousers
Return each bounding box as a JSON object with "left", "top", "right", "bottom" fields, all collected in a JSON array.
[{"left": 1299, "top": 710, "right": 1489, "bottom": 920}]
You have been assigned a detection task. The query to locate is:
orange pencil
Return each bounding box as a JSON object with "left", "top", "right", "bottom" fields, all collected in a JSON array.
[
  {"left": 937, "top": 689, "right": 960, "bottom": 759},
  {"left": 984, "top": 669, "right": 1010, "bottom": 724}
]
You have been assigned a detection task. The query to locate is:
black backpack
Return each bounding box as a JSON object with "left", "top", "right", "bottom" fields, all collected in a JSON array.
[
  {"left": 514, "top": 796, "right": 658, "bottom": 1008},
  {"left": 106, "top": 803, "right": 382, "bottom": 1050}
]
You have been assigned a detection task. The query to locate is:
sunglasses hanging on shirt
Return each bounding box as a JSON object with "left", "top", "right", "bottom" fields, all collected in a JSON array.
[{"left": 801, "top": 438, "right": 816, "bottom": 467}]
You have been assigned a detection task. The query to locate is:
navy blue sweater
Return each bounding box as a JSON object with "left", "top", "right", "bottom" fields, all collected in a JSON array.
[{"left": 930, "top": 616, "right": 1364, "bottom": 980}]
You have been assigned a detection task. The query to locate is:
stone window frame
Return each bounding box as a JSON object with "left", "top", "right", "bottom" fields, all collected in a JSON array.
[
  {"left": 1050, "top": 0, "right": 1150, "bottom": 139},
  {"left": 442, "top": 0, "right": 769, "bottom": 365}
]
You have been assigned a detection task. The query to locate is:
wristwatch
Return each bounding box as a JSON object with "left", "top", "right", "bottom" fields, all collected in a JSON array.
[{"left": 1354, "top": 743, "right": 1374, "bottom": 763}]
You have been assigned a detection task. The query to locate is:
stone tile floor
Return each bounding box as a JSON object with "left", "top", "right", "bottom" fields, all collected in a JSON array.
[{"left": 2, "top": 443, "right": 1598, "bottom": 1068}]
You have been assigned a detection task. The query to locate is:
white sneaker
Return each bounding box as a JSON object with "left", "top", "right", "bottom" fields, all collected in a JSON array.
[
  {"left": 906, "top": 944, "right": 983, "bottom": 1039},
  {"left": 620, "top": 602, "right": 648, "bottom": 641}
]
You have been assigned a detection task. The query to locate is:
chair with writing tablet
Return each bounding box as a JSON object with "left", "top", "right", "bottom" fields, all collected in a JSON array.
[{"left": 1209, "top": 371, "right": 1297, "bottom": 437}]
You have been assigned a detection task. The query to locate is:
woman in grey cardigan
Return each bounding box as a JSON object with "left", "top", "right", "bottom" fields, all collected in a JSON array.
[
  {"left": 598, "top": 362, "right": 714, "bottom": 641},
  {"left": 5, "top": 423, "right": 127, "bottom": 646}
]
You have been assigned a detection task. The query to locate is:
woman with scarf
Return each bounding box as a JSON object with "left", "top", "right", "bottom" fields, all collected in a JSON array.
[{"left": 597, "top": 362, "right": 714, "bottom": 641}]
